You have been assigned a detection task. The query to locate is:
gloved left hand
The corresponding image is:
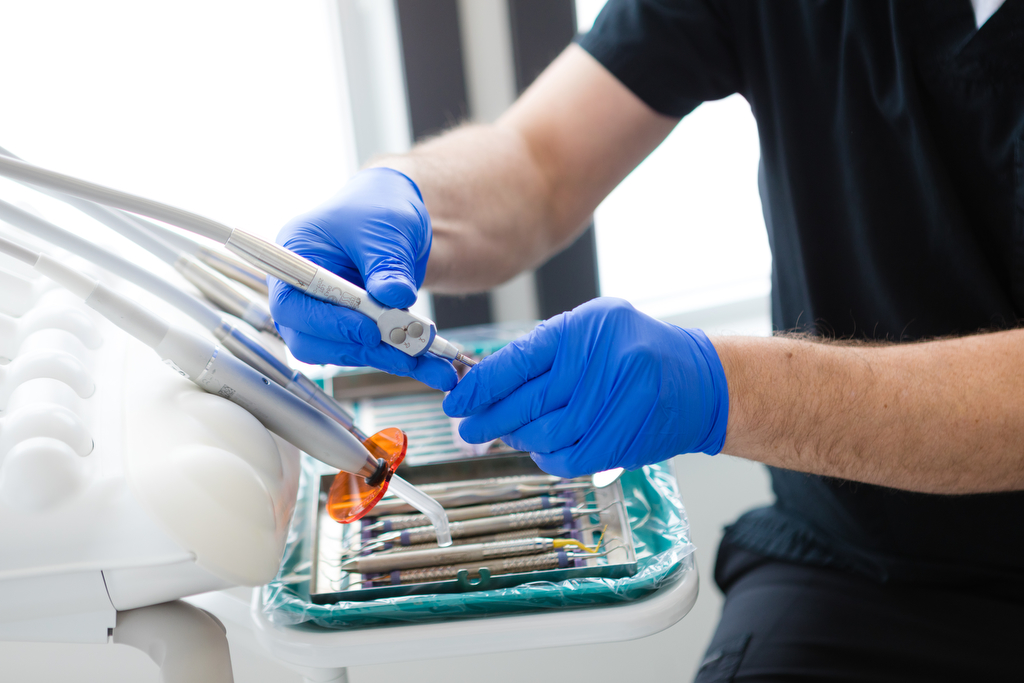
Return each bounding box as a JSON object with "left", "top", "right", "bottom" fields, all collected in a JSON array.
[{"left": 442, "top": 298, "right": 729, "bottom": 477}]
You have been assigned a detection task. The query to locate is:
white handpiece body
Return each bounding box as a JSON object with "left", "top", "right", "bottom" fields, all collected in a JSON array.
[{"left": 0, "top": 153, "right": 469, "bottom": 363}]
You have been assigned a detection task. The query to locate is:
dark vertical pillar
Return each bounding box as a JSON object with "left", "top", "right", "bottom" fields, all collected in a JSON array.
[
  {"left": 508, "top": 0, "right": 600, "bottom": 319},
  {"left": 395, "top": 0, "right": 493, "bottom": 329}
]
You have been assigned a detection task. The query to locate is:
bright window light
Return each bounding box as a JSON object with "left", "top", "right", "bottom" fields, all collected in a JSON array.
[
  {"left": 594, "top": 95, "right": 770, "bottom": 319},
  {"left": 0, "top": 1, "right": 355, "bottom": 242},
  {"left": 576, "top": 1, "right": 771, "bottom": 320}
]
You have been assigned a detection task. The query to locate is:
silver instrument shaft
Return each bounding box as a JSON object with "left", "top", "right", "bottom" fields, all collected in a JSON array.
[
  {"left": 378, "top": 506, "right": 591, "bottom": 546},
  {"left": 368, "top": 496, "right": 568, "bottom": 531},
  {"left": 374, "top": 528, "right": 563, "bottom": 553},
  {"left": 369, "top": 484, "right": 572, "bottom": 515},
  {"left": 373, "top": 551, "right": 571, "bottom": 584},
  {"left": 344, "top": 538, "right": 558, "bottom": 574}
]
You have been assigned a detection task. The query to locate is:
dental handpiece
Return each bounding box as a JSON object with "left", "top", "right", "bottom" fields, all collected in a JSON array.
[
  {"left": 130, "top": 214, "right": 269, "bottom": 296},
  {"left": 343, "top": 537, "right": 589, "bottom": 574},
  {"left": 0, "top": 154, "right": 476, "bottom": 367},
  {"left": 367, "top": 496, "right": 570, "bottom": 532},
  {"left": 376, "top": 506, "right": 596, "bottom": 547},
  {"left": 370, "top": 551, "right": 585, "bottom": 584},
  {"left": 0, "top": 198, "right": 363, "bottom": 439},
  {"left": 0, "top": 235, "right": 453, "bottom": 544},
  {"left": 0, "top": 237, "right": 374, "bottom": 475}
]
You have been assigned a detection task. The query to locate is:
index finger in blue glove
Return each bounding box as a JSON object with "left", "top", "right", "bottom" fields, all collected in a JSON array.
[
  {"left": 277, "top": 324, "right": 458, "bottom": 392},
  {"left": 268, "top": 277, "right": 380, "bottom": 347},
  {"left": 443, "top": 315, "right": 566, "bottom": 418}
]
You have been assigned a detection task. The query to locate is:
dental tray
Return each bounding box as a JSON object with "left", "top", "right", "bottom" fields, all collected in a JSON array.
[
  {"left": 308, "top": 455, "right": 638, "bottom": 603},
  {"left": 262, "top": 356, "right": 694, "bottom": 630}
]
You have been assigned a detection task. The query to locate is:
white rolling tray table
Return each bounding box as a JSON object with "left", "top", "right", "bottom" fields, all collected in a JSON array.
[{"left": 187, "top": 558, "right": 698, "bottom": 683}]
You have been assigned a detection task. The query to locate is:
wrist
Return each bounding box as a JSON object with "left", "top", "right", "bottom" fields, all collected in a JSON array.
[{"left": 678, "top": 327, "right": 729, "bottom": 455}]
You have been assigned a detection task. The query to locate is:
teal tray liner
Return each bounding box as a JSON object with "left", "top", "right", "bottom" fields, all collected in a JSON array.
[{"left": 262, "top": 456, "right": 695, "bottom": 629}]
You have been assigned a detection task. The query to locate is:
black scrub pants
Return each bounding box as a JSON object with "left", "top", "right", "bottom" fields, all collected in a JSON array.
[{"left": 694, "top": 544, "right": 1024, "bottom": 682}]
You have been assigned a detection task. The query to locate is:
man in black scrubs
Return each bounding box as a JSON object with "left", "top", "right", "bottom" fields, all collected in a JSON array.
[{"left": 270, "top": 1, "right": 1024, "bottom": 679}]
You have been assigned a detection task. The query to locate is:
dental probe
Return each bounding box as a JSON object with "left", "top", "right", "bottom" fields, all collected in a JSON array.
[
  {"left": 0, "top": 155, "right": 476, "bottom": 367},
  {"left": 366, "top": 495, "right": 572, "bottom": 532},
  {"left": 370, "top": 528, "right": 572, "bottom": 553},
  {"left": 0, "top": 198, "right": 365, "bottom": 439},
  {"left": 0, "top": 235, "right": 452, "bottom": 546},
  {"left": 367, "top": 482, "right": 595, "bottom": 515},
  {"left": 342, "top": 537, "right": 595, "bottom": 574},
  {"left": 369, "top": 550, "right": 612, "bottom": 584},
  {"left": 0, "top": 149, "right": 276, "bottom": 335},
  {"left": 374, "top": 506, "right": 604, "bottom": 547}
]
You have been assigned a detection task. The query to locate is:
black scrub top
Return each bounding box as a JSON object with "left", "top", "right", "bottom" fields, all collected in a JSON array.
[{"left": 579, "top": 0, "right": 1024, "bottom": 593}]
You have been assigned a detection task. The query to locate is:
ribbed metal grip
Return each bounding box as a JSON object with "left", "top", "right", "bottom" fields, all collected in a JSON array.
[
  {"left": 225, "top": 229, "right": 317, "bottom": 289},
  {"left": 376, "top": 496, "right": 555, "bottom": 531},
  {"left": 391, "top": 552, "right": 562, "bottom": 583},
  {"left": 350, "top": 538, "right": 551, "bottom": 574},
  {"left": 399, "top": 507, "right": 568, "bottom": 546},
  {"left": 383, "top": 528, "right": 551, "bottom": 553}
]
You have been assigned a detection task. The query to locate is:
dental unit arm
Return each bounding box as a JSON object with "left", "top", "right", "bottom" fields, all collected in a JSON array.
[
  {"left": 0, "top": 146, "right": 276, "bottom": 336},
  {"left": 0, "top": 197, "right": 363, "bottom": 439},
  {"left": 0, "top": 235, "right": 452, "bottom": 546},
  {"left": 0, "top": 154, "right": 475, "bottom": 367}
]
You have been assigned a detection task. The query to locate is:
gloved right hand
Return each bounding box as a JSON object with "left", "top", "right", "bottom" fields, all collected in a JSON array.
[{"left": 269, "top": 168, "right": 458, "bottom": 391}]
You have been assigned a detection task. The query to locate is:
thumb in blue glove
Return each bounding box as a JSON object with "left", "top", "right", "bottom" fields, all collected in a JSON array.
[
  {"left": 269, "top": 167, "right": 457, "bottom": 391},
  {"left": 442, "top": 298, "right": 729, "bottom": 478}
]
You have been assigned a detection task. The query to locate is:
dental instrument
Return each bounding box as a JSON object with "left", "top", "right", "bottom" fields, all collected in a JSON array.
[
  {"left": 127, "top": 214, "right": 269, "bottom": 296},
  {"left": 414, "top": 474, "right": 565, "bottom": 492},
  {"left": 0, "top": 198, "right": 363, "bottom": 439},
  {"left": 0, "top": 235, "right": 451, "bottom": 543},
  {"left": 365, "top": 495, "right": 573, "bottom": 532},
  {"left": 366, "top": 481, "right": 595, "bottom": 515},
  {"left": 373, "top": 505, "right": 604, "bottom": 547},
  {"left": 341, "top": 536, "right": 598, "bottom": 574},
  {"left": 368, "top": 549, "right": 615, "bottom": 584},
  {"left": 371, "top": 527, "right": 575, "bottom": 553},
  {"left": 0, "top": 154, "right": 476, "bottom": 367}
]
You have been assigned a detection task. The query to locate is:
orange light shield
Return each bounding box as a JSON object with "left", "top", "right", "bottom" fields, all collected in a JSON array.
[{"left": 326, "top": 427, "right": 407, "bottom": 523}]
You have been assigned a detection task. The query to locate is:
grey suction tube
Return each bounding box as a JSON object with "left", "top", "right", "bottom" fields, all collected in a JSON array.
[
  {"left": 0, "top": 197, "right": 221, "bottom": 331},
  {"left": 0, "top": 154, "right": 233, "bottom": 243}
]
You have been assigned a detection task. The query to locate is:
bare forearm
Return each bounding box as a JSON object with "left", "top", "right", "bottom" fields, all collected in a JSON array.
[
  {"left": 372, "top": 125, "right": 564, "bottom": 293},
  {"left": 371, "top": 45, "right": 678, "bottom": 293},
  {"left": 715, "top": 330, "right": 1024, "bottom": 494}
]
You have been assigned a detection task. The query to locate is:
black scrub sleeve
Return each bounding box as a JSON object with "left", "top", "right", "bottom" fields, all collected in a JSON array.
[{"left": 577, "top": 0, "right": 743, "bottom": 118}]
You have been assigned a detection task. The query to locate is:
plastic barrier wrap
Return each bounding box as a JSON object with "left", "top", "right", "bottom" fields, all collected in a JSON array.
[{"left": 262, "top": 455, "right": 694, "bottom": 629}]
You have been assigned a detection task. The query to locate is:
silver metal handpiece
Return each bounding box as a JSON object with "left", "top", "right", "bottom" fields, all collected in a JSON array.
[{"left": 0, "top": 154, "right": 474, "bottom": 367}]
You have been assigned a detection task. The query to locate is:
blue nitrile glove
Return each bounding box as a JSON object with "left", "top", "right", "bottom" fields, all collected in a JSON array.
[
  {"left": 269, "top": 168, "right": 458, "bottom": 391},
  {"left": 442, "top": 298, "right": 729, "bottom": 477}
]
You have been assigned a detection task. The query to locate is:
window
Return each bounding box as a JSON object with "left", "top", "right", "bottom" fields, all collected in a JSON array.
[
  {"left": 576, "top": 1, "right": 772, "bottom": 332},
  {"left": 0, "top": 1, "right": 355, "bottom": 242}
]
